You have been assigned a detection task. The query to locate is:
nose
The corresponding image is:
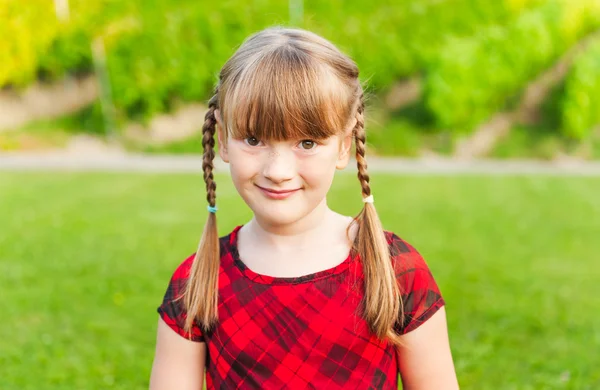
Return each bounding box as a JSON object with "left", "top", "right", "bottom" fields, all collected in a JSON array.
[{"left": 261, "top": 147, "right": 295, "bottom": 184}]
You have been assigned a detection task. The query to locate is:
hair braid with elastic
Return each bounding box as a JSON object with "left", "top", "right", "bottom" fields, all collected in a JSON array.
[
  {"left": 182, "top": 89, "right": 221, "bottom": 335},
  {"left": 352, "top": 92, "right": 404, "bottom": 346}
]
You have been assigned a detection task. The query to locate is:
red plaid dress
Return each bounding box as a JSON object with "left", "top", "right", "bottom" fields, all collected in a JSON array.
[{"left": 158, "top": 226, "right": 444, "bottom": 389}]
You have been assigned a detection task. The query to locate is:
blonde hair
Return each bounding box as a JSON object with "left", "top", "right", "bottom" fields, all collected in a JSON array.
[{"left": 182, "top": 26, "right": 403, "bottom": 346}]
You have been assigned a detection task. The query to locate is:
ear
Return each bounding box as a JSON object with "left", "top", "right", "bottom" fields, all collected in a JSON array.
[
  {"left": 215, "top": 109, "right": 229, "bottom": 163},
  {"left": 336, "top": 118, "right": 356, "bottom": 170}
]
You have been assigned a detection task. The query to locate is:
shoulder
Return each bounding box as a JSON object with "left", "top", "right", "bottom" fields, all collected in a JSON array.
[
  {"left": 383, "top": 230, "right": 442, "bottom": 299},
  {"left": 170, "top": 253, "right": 196, "bottom": 280},
  {"left": 172, "top": 234, "right": 234, "bottom": 280},
  {"left": 383, "top": 230, "right": 431, "bottom": 275},
  {"left": 158, "top": 229, "right": 237, "bottom": 315},
  {"left": 384, "top": 231, "right": 446, "bottom": 333},
  {"left": 167, "top": 227, "right": 240, "bottom": 283}
]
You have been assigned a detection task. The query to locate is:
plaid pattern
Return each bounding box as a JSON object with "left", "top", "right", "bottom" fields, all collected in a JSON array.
[{"left": 158, "top": 226, "right": 444, "bottom": 389}]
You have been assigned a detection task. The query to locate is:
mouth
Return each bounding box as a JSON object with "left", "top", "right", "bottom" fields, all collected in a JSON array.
[{"left": 255, "top": 185, "right": 301, "bottom": 199}]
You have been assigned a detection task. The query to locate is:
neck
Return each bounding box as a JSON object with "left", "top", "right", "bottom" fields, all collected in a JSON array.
[{"left": 245, "top": 199, "right": 335, "bottom": 249}]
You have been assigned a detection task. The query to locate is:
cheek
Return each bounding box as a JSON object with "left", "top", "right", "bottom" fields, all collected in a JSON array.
[
  {"left": 228, "top": 149, "right": 258, "bottom": 184},
  {"left": 298, "top": 149, "right": 339, "bottom": 185},
  {"left": 230, "top": 164, "right": 255, "bottom": 185}
]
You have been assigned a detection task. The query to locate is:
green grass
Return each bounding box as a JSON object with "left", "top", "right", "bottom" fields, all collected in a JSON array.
[{"left": 1, "top": 172, "right": 599, "bottom": 389}]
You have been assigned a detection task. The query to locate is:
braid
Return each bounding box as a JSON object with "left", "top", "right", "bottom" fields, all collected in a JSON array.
[
  {"left": 182, "top": 90, "right": 221, "bottom": 335},
  {"left": 354, "top": 94, "right": 370, "bottom": 197},
  {"left": 202, "top": 95, "right": 218, "bottom": 208},
  {"left": 352, "top": 91, "right": 404, "bottom": 346}
]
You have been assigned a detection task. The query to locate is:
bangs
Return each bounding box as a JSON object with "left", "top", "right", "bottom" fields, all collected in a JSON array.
[{"left": 221, "top": 45, "right": 354, "bottom": 141}]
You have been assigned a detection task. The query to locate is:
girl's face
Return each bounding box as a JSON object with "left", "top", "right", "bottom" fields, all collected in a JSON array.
[{"left": 216, "top": 110, "right": 354, "bottom": 228}]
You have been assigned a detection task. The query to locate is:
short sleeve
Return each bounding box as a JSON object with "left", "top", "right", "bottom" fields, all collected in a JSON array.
[
  {"left": 387, "top": 232, "right": 445, "bottom": 335},
  {"left": 157, "top": 253, "right": 205, "bottom": 342}
]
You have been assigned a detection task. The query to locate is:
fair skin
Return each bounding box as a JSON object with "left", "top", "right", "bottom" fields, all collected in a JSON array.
[
  {"left": 149, "top": 109, "right": 459, "bottom": 389},
  {"left": 216, "top": 109, "right": 357, "bottom": 277}
]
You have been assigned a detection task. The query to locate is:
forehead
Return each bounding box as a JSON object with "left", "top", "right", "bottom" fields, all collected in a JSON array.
[{"left": 219, "top": 49, "right": 356, "bottom": 143}]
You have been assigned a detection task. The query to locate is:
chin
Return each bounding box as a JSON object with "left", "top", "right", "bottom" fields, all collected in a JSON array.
[
  {"left": 253, "top": 208, "right": 308, "bottom": 227},
  {"left": 241, "top": 190, "right": 325, "bottom": 227}
]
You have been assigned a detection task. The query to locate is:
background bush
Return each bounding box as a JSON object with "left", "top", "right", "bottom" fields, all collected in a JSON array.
[
  {"left": 424, "top": 0, "right": 600, "bottom": 132},
  {"left": 561, "top": 37, "right": 600, "bottom": 140},
  {"left": 2, "top": 1, "right": 545, "bottom": 119},
  {"left": 0, "top": 0, "right": 59, "bottom": 87},
  {"left": 2, "top": 0, "right": 600, "bottom": 150}
]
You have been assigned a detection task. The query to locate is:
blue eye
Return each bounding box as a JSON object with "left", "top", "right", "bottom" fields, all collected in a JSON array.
[
  {"left": 299, "top": 140, "right": 317, "bottom": 150},
  {"left": 244, "top": 137, "right": 261, "bottom": 146}
]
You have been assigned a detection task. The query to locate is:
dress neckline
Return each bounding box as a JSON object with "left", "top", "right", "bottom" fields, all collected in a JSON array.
[{"left": 228, "top": 225, "right": 357, "bottom": 285}]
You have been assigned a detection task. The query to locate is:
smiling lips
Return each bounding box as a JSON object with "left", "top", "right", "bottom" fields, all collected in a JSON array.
[{"left": 256, "top": 185, "right": 301, "bottom": 200}]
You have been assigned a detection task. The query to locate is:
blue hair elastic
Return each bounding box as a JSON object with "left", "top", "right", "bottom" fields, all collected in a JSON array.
[{"left": 207, "top": 205, "right": 218, "bottom": 214}]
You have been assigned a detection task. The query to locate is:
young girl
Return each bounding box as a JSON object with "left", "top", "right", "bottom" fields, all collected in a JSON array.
[{"left": 150, "top": 27, "right": 458, "bottom": 389}]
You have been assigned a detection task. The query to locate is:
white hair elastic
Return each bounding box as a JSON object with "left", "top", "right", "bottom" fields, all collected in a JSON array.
[{"left": 362, "top": 195, "right": 374, "bottom": 204}]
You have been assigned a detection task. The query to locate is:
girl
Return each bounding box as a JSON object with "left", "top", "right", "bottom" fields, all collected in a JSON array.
[{"left": 150, "top": 27, "right": 458, "bottom": 389}]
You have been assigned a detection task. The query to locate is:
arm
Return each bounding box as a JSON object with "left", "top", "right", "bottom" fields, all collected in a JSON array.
[
  {"left": 149, "top": 317, "right": 207, "bottom": 390},
  {"left": 397, "top": 307, "right": 459, "bottom": 390}
]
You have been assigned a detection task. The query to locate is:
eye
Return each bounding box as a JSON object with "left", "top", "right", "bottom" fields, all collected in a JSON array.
[
  {"left": 244, "top": 137, "right": 261, "bottom": 147},
  {"left": 299, "top": 140, "right": 317, "bottom": 150}
]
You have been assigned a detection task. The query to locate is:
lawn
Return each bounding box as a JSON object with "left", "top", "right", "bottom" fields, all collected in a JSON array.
[{"left": 1, "top": 171, "right": 598, "bottom": 389}]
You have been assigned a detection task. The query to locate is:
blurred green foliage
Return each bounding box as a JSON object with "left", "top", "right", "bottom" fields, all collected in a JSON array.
[
  {"left": 424, "top": 0, "right": 600, "bottom": 132},
  {"left": 303, "top": 0, "right": 543, "bottom": 88},
  {"left": 2, "top": 0, "right": 541, "bottom": 118},
  {"left": 2, "top": 0, "right": 600, "bottom": 147},
  {"left": 0, "top": 0, "right": 59, "bottom": 86},
  {"left": 561, "top": 38, "right": 600, "bottom": 140}
]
